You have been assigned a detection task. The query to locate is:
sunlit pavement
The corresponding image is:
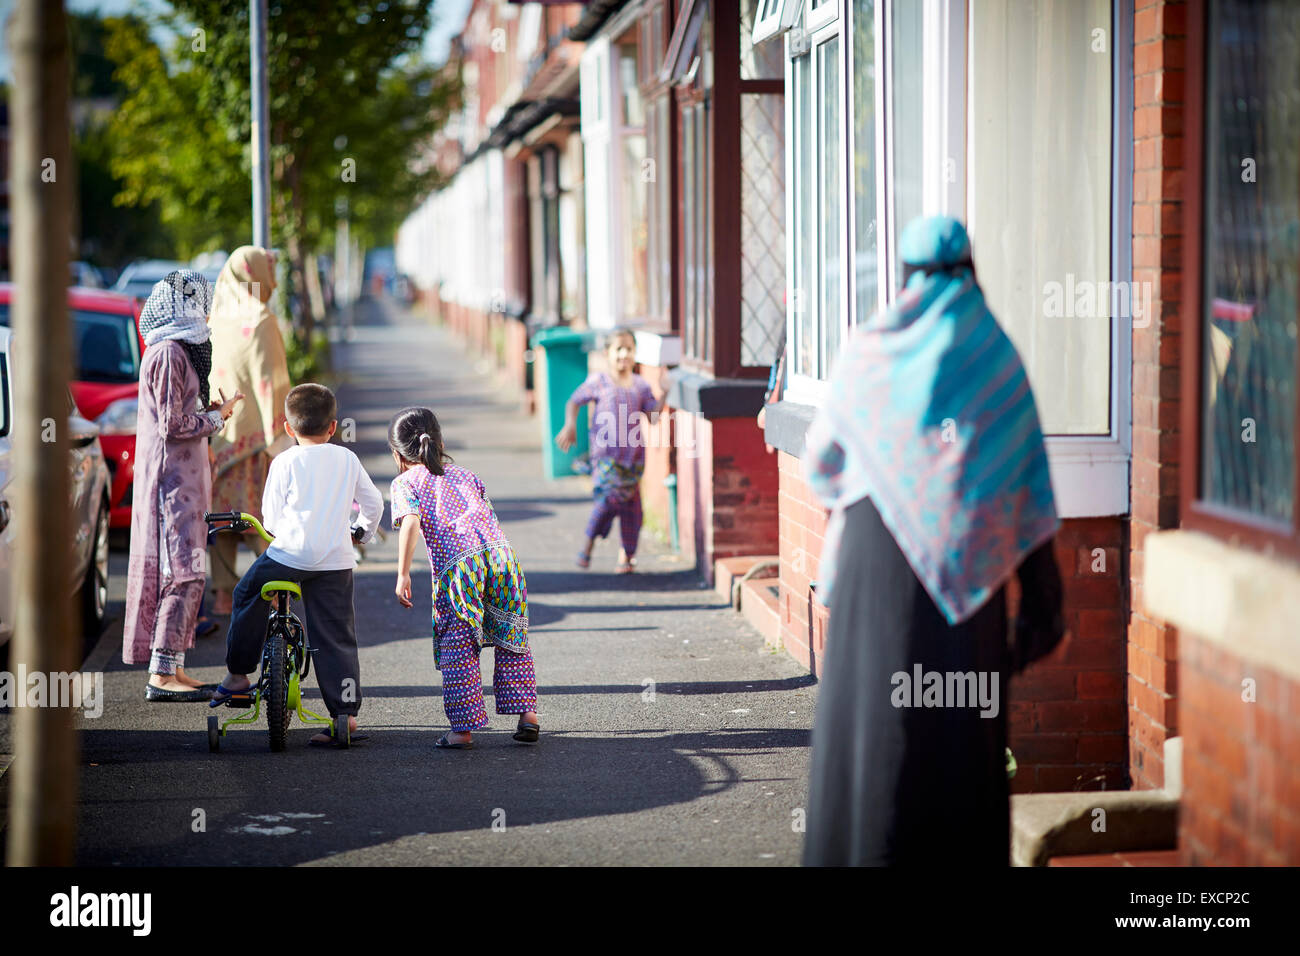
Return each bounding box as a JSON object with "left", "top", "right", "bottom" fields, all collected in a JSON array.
[{"left": 34, "top": 297, "right": 816, "bottom": 866}]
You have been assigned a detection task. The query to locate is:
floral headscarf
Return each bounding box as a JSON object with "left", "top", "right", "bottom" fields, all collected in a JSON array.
[
  {"left": 138, "top": 270, "right": 214, "bottom": 406},
  {"left": 804, "top": 216, "right": 1059, "bottom": 624}
]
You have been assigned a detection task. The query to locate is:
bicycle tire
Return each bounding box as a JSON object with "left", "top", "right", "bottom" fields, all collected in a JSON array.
[{"left": 266, "top": 625, "right": 291, "bottom": 752}]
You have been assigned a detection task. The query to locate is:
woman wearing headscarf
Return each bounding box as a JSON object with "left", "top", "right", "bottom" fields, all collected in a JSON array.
[
  {"left": 206, "top": 246, "right": 292, "bottom": 613},
  {"left": 123, "top": 270, "right": 244, "bottom": 701},
  {"left": 802, "top": 217, "right": 1065, "bottom": 866}
]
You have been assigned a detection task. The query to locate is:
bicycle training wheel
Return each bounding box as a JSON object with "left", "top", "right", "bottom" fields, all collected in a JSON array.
[
  {"left": 334, "top": 713, "right": 351, "bottom": 749},
  {"left": 266, "top": 627, "right": 291, "bottom": 752},
  {"left": 207, "top": 714, "right": 220, "bottom": 753}
]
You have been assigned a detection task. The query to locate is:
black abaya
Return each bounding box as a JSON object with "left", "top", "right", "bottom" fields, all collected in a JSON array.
[{"left": 803, "top": 496, "right": 1063, "bottom": 866}]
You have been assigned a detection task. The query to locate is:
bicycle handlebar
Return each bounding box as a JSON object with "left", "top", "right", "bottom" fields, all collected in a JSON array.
[
  {"left": 205, "top": 511, "right": 366, "bottom": 547},
  {"left": 204, "top": 511, "right": 273, "bottom": 544}
]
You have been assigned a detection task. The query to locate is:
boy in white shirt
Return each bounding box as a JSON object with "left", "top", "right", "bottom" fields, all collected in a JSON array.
[{"left": 212, "top": 383, "right": 384, "bottom": 746}]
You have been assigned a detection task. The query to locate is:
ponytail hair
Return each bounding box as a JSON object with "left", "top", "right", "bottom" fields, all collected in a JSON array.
[{"left": 388, "top": 406, "right": 452, "bottom": 475}]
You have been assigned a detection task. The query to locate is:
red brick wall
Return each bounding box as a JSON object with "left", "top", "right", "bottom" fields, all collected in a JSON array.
[
  {"left": 1130, "top": 0, "right": 1187, "bottom": 792},
  {"left": 710, "top": 417, "right": 779, "bottom": 561},
  {"left": 776, "top": 451, "right": 1128, "bottom": 790},
  {"left": 1179, "top": 635, "right": 1300, "bottom": 865},
  {"left": 669, "top": 412, "right": 778, "bottom": 584},
  {"left": 1008, "top": 518, "right": 1129, "bottom": 792},
  {"left": 776, "top": 452, "right": 829, "bottom": 675}
]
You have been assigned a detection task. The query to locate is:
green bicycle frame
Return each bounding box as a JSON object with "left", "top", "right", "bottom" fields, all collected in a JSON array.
[{"left": 210, "top": 515, "right": 331, "bottom": 740}]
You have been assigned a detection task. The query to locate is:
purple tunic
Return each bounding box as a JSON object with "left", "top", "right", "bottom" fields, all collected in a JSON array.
[
  {"left": 389, "top": 463, "right": 509, "bottom": 580},
  {"left": 123, "top": 340, "right": 221, "bottom": 664},
  {"left": 569, "top": 372, "right": 658, "bottom": 468}
]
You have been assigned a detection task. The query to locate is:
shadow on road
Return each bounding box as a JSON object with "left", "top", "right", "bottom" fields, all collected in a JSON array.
[{"left": 72, "top": 725, "right": 809, "bottom": 866}]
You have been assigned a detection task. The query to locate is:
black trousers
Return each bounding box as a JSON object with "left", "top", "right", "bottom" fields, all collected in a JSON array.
[{"left": 226, "top": 553, "right": 361, "bottom": 718}]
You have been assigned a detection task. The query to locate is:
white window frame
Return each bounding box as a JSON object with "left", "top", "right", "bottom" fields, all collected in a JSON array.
[
  {"left": 962, "top": 0, "right": 1132, "bottom": 518},
  {"left": 783, "top": 0, "right": 846, "bottom": 407},
  {"left": 580, "top": 33, "right": 648, "bottom": 331},
  {"left": 752, "top": 0, "right": 802, "bottom": 45},
  {"left": 780, "top": 0, "right": 1132, "bottom": 518}
]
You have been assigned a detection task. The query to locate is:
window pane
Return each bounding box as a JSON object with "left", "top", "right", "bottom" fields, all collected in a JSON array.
[
  {"left": 1201, "top": 0, "right": 1298, "bottom": 526},
  {"left": 683, "top": 111, "right": 698, "bottom": 355},
  {"left": 818, "top": 36, "right": 841, "bottom": 378},
  {"left": 740, "top": 93, "right": 786, "bottom": 366},
  {"left": 645, "top": 98, "right": 661, "bottom": 322},
  {"left": 620, "top": 45, "right": 644, "bottom": 125},
  {"left": 559, "top": 137, "right": 583, "bottom": 321},
  {"left": 970, "top": 0, "right": 1112, "bottom": 435},
  {"left": 701, "top": 104, "right": 714, "bottom": 362},
  {"left": 852, "top": 0, "right": 877, "bottom": 327},
  {"left": 75, "top": 310, "right": 140, "bottom": 383},
  {"left": 528, "top": 157, "right": 547, "bottom": 318},
  {"left": 622, "top": 133, "right": 649, "bottom": 320},
  {"left": 890, "top": 0, "right": 924, "bottom": 292},
  {"left": 793, "top": 53, "right": 816, "bottom": 377},
  {"left": 741, "top": 0, "right": 785, "bottom": 80}
]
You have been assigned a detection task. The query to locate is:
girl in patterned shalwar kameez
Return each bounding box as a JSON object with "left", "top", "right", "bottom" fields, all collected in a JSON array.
[{"left": 389, "top": 406, "right": 539, "bottom": 749}]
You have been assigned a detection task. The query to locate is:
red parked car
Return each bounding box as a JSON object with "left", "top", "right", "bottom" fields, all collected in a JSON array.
[{"left": 0, "top": 284, "right": 144, "bottom": 530}]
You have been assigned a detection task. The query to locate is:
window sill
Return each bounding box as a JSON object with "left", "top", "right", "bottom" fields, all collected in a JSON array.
[
  {"left": 1145, "top": 529, "right": 1300, "bottom": 685},
  {"left": 762, "top": 400, "right": 818, "bottom": 458},
  {"left": 632, "top": 330, "right": 681, "bottom": 367},
  {"left": 665, "top": 370, "right": 767, "bottom": 420},
  {"left": 1044, "top": 444, "right": 1130, "bottom": 519}
]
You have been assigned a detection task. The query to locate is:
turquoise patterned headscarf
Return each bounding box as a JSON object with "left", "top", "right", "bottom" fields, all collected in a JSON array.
[{"left": 804, "top": 216, "right": 1058, "bottom": 624}]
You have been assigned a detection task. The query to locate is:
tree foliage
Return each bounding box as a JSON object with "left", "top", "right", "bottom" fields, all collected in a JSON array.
[{"left": 103, "top": 1, "right": 458, "bottom": 324}]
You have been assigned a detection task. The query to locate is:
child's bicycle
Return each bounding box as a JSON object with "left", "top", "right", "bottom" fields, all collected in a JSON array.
[{"left": 203, "top": 511, "right": 357, "bottom": 752}]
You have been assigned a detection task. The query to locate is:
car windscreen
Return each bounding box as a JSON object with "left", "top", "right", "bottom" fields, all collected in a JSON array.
[{"left": 0, "top": 304, "right": 141, "bottom": 383}]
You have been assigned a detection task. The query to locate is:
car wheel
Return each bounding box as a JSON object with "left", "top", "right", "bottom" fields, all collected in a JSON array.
[{"left": 81, "top": 497, "right": 110, "bottom": 633}]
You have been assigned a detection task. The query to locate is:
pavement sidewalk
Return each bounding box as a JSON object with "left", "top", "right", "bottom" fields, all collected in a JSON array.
[{"left": 7, "top": 296, "right": 817, "bottom": 866}]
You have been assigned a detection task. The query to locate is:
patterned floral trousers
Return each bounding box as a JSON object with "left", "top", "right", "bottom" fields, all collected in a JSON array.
[
  {"left": 434, "top": 546, "right": 536, "bottom": 732},
  {"left": 585, "top": 458, "right": 644, "bottom": 557}
]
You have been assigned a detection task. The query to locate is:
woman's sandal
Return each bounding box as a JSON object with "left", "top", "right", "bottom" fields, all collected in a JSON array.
[
  {"left": 435, "top": 733, "right": 474, "bottom": 750},
  {"left": 513, "top": 721, "right": 540, "bottom": 743}
]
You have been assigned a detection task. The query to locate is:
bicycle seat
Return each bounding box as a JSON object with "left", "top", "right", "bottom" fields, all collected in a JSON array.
[{"left": 260, "top": 580, "right": 302, "bottom": 602}]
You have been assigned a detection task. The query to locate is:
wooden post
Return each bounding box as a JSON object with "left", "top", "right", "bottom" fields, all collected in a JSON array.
[{"left": 6, "top": 0, "right": 78, "bottom": 866}]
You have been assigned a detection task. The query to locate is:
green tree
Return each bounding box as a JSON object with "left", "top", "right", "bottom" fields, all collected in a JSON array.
[
  {"left": 104, "top": 1, "right": 458, "bottom": 336},
  {"left": 68, "top": 12, "right": 176, "bottom": 271}
]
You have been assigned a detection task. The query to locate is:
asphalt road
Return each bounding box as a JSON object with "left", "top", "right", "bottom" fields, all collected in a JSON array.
[{"left": 6, "top": 298, "right": 817, "bottom": 866}]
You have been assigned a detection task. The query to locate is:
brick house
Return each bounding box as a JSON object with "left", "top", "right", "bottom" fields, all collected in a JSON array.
[
  {"left": 397, "top": 0, "right": 587, "bottom": 406},
  {"left": 398, "top": 0, "right": 1299, "bottom": 865},
  {"left": 573, "top": 0, "right": 786, "bottom": 570},
  {"left": 759, "top": 0, "right": 1134, "bottom": 796}
]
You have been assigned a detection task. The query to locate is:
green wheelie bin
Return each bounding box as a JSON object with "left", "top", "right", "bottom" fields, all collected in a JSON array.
[{"left": 533, "top": 326, "right": 597, "bottom": 479}]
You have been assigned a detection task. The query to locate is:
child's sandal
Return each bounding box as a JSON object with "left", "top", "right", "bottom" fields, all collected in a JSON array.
[
  {"left": 575, "top": 550, "right": 591, "bottom": 569},
  {"left": 615, "top": 560, "right": 636, "bottom": 575}
]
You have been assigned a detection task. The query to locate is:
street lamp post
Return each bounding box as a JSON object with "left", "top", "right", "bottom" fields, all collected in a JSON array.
[{"left": 250, "top": 0, "right": 271, "bottom": 248}]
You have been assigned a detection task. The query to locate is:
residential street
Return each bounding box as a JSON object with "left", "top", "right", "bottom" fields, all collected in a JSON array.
[{"left": 61, "top": 299, "right": 816, "bottom": 867}]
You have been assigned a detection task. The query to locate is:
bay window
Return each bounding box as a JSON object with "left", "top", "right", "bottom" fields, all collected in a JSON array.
[{"left": 768, "top": 0, "right": 1134, "bottom": 517}]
